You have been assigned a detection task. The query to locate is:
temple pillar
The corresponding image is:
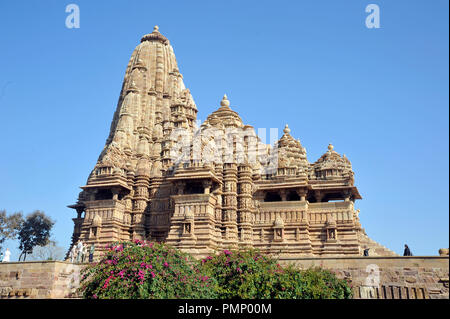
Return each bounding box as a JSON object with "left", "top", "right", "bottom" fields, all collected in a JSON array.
[
  {"left": 297, "top": 188, "right": 307, "bottom": 202},
  {"left": 222, "top": 163, "right": 238, "bottom": 248},
  {"left": 203, "top": 180, "right": 212, "bottom": 194},
  {"left": 112, "top": 187, "right": 120, "bottom": 201},
  {"left": 315, "top": 190, "right": 323, "bottom": 202},
  {"left": 237, "top": 164, "right": 253, "bottom": 247},
  {"left": 280, "top": 189, "right": 287, "bottom": 201}
]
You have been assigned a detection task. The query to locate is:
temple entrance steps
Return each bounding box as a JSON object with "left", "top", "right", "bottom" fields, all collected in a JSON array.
[{"left": 358, "top": 232, "right": 398, "bottom": 256}]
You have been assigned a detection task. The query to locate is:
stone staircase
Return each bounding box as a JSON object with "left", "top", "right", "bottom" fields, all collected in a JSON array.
[{"left": 358, "top": 231, "right": 398, "bottom": 256}]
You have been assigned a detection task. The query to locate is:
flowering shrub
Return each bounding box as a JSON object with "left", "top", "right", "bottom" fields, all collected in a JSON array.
[
  {"left": 199, "top": 249, "right": 285, "bottom": 299},
  {"left": 200, "top": 249, "right": 352, "bottom": 299},
  {"left": 79, "top": 243, "right": 351, "bottom": 299},
  {"left": 79, "top": 240, "right": 217, "bottom": 299}
]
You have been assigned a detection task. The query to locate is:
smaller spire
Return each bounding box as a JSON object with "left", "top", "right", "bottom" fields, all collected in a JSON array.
[
  {"left": 220, "top": 94, "right": 230, "bottom": 108},
  {"left": 283, "top": 124, "right": 291, "bottom": 135},
  {"left": 328, "top": 143, "right": 334, "bottom": 152}
]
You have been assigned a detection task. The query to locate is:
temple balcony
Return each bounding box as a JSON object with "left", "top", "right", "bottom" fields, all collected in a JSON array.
[
  {"left": 308, "top": 201, "right": 353, "bottom": 211},
  {"left": 255, "top": 200, "right": 355, "bottom": 225},
  {"left": 308, "top": 201, "right": 355, "bottom": 224},
  {"left": 82, "top": 199, "right": 126, "bottom": 224},
  {"left": 171, "top": 193, "right": 217, "bottom": 218},
  {"left": 256, "top": 201, "right": 308, "bottom": 225},
  {"left": 259, "top": 200, "right": 308, "bottom": 211}
]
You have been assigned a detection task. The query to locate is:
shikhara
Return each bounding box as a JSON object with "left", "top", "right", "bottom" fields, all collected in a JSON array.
[{"left": 68, "top": 26, "right": 396, "bottom": 260}]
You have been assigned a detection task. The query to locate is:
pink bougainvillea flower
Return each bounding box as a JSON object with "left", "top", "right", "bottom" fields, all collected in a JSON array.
[{"left": 102, "top": 275, "right": 113, "bottom": 289}]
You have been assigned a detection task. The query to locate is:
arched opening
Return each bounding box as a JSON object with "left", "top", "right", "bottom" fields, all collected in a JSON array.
[
  {"left": 287, "top": 191, "right": 300, "bottom": 201},
  {"left": 306, "top": 193, "right": 316, "bottom": 203},
  {"left": 95, "top": 189, "right": 113, "bottom": 200},
  {"left": 323, "top": 193, "right": 344, "bottom": 202},
  {"left": 265, "top": 192, "right": 281, "bottom": 202},
  {"left": 185, "top": 182, "right": 204, "bottom": 194}
]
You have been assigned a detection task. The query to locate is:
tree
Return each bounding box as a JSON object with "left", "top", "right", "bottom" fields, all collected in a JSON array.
[
  {"left": 28, "top": 239, "right": 65, "bottom": 261},
  {"left": 17, "top": 210, "right": 54, "bottom": 261},
  {"left": 0, "top": 210, "right": 24, "bottom": 252}
]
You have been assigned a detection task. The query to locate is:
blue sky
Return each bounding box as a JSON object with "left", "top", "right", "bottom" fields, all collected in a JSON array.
[{"left": 0, "top": 0, "right": 448, "bottom": 260}]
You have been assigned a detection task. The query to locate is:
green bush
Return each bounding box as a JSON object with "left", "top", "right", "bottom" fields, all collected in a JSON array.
[
  {"left": 199, "top": 249, "right": 285, "bottom": 298},
  {"left": 79, "top": 243, "right": 352, "bottom": 299},
  {"left": 200, "top": 249, "right": 352, "bottom": 299},
  {"left": 272, "top": 266, "right": 353, "bottom": 299},
  {"left": 79, "top": 240, "right": 217, "bottom": 299}
]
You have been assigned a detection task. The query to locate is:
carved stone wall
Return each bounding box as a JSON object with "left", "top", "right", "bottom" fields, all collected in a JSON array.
[
  {"left": 0, "top": 261, "right": 84, "bottom": 299},
  {"left": 1, "top": 257, "right": 446, "bottom": 299},
  {"left": 67, "top": 28, "right": 398, "bottom": 260},
  {"left": 279, "top": 256, "right": 449, "bottom": 299}
]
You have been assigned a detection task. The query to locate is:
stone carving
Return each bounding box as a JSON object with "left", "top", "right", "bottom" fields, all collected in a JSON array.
[
  {"left": 68, "top": 27, "right": 391, "bottom": 259},
  {"left": 439, "top": 248, "right": 449, "bottom": 256},
  {"left": 309, "top": 144, "right": 354, "bottom": 182}
]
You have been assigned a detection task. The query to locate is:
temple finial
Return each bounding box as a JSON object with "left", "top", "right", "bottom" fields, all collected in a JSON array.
[
  {"left": 283, "top": 124, "right": 290, "bottom": 134},
  {"left": 153, "top": 25, "right": 159, "bottom": 32},
  {"left": 220, "top": 94, "right": 230, "bottom": 108},
  {"left": 328, "top": 143, "right": 334, "bottom": 152}
]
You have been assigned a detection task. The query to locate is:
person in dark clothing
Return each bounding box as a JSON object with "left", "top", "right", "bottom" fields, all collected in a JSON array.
[
  {"left": 403, "top": 244, "right": 413, "bottom": 256},
  {"left": 363, "top": 248, "right": 370, "bottom": 256},
  {"left": 88, "top": 243, "right": 95, "bottom": 263}
]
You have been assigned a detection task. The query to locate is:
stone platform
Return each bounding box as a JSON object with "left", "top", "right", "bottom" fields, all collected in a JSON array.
[
  {"left": 0, "top": 257, "right": 448, "bottom": 299},
  {"left": 0, "top": 261, "right": 83, "bottom": 299},
  {"left": 279, "top": 256, "right": 449, "bottom": 299}
]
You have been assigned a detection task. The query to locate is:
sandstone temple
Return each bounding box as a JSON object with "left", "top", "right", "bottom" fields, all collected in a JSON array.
[{"left": 68, "top": 26, "right": 397, "bottom": 259}]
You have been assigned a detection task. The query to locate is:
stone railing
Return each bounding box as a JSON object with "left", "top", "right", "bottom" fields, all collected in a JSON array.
[
  {"left": 308, "top": 201, "right": 353, "bottom": 211},
  {"left": 259, "top": 200, "right": 308, "bottom": 211},
  {"left": 256, "top": 201, "right": 308, "bottom": 225},
  {"left": 172, "top": 194, "right": 217, "bottom": 217},
  {"left": 308, "top": 211, "right": 354, "bottom": 223},
  {"left": 307, "top": 202, "right": 354, "bottom": 224},
  {"left": 0, "top": 261, "right": 85, "bottom": 299},
  {"left": 256, "top": 201, "right": 354, "bottom": 224}
]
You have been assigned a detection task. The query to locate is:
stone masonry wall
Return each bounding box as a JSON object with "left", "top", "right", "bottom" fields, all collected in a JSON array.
[
  {"left": 0, "top": 261, "right": 84, "bottom": 299},
  {"left": 279, "top": 256, "right": 449, "bottom": 299},
  {"left": 0, "top": 257, "right": 448, "bottom": 299}
]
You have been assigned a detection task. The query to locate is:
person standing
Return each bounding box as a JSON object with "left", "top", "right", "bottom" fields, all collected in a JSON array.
[
  {"left": 81, "top": 243, "right": 88, "bottom": 263},
  {"left": 363, "top": 247, "right": 370, "bottom": 256},
  {"left": 88, "top": 243, "right": 95, "bottom": 263},
  {"left": 70, "top": 245, "right": 77, "bottom": 263},
  {"left": 2, "top": 248, "right": 11, "bottom": 262},
  {"left": 76, "top": 240, "right": 83, "bottom": 263},
  {"left": 69, "top": 245, "right": 76, "bottom": 263},
  {"left": 403, "top": 244, "right": 413, "bottom": 256},
  {"left": 68, "top": 247, "right": 73, "bottom": 262}
]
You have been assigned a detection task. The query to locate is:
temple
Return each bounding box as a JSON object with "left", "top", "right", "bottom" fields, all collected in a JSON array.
[{"left": 68, "top": 27, "right": 396, "bottom": 259}]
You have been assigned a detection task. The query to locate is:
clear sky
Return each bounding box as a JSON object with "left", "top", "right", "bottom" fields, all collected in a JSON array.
[{"left": 0, "top": 0, "right": 448, "bottom": 260}]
